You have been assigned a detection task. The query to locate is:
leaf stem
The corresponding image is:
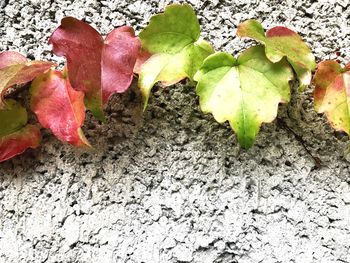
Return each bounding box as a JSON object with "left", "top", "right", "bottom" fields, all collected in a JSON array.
[{"left": 277, "top": 117, "right": 322, "bottom": 168}]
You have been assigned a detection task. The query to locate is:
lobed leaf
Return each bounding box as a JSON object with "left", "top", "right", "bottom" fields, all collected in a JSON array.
[
  {"left": 313, "top": 61, "right": 350, "bottom": 134},
  {"left": 136, "top": 4, "right": 214, "bottom": 108},
  {"left": 194, "top": 46, "right": 294, "bottom": 148},
  {"left": 30, "top": 69, "right": 90, "bottom": 147},
  {"left": 49, "top": 17, "right": 140, "bottom": 121},
  {"left": 0, "top": 51, "right": 53, "bottom": 106},
  {"left": 0, "top": 99, "right": 41, "bottom": 162},
  {"left": 237, "top": 20, "right": 316, "bottom": 87}
]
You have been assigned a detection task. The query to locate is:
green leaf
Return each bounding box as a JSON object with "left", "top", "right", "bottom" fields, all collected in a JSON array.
[
  {"left": 194, "top": 46, "right": 294, "bottom": 148},
  {"left": 237, "top": 20, "right": 316, "bottom": 87},
  {"left": 0, "top": 99, "right": 27, "bottom": 137},
  {"left": 137, "top": 4, "right": 214, "bottom": 108}
]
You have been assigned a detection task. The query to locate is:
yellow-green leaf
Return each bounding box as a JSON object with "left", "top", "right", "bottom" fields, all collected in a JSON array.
[
  {"left": 237, "top": 20, "right": 316, "bottom": 87},
  {"left": 137, "top": 4, "right": 214, "bottom": 108},
  {"left": 194, "top": 46, "right": 294, "bottom": 148}
]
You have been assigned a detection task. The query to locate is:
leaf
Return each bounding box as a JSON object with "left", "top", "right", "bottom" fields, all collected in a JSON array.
[
  {"left": 313, "top": 61, "right": 350, "bottom": 134},
  {"left": 137, "top": 4, "right": 214, "bottom": 108},
  {"left": 0, "top": 51, "right": 53, "bottom": 106},
  {"left": 49, "top": 17, "right": 140, "bottom": 121},
  {"left": 194, "top": 46, "right": 294, "bottom": 148},
  {"left": 237, "top": 20, "right": 316, "bottom": 87},
  {"left": 30, "top": 69, "right": 90, "bottom": 147},
  {"left": 0, "top": 99, "right": 41, "bottom": 162}
]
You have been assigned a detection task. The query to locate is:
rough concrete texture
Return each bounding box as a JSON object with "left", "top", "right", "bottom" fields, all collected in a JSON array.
[{"left": 1, "top": 0, "right": 350, "bottom": 262}]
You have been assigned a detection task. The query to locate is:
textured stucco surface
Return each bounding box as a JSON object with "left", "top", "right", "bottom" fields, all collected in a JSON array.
[{"left": 1, "top": 0, "right": 350, "bottom": 262}]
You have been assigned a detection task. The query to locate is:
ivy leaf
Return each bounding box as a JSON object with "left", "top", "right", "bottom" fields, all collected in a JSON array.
[
  {"left": 49, "top": 17, "right": 140, "bottom": 121},
  {"left": 136, "top": 3, "right": 214, "bottom": 108},
  {"left": 0, "top": 51, "right": 53, "bottom": 106},
  {"left": 30, "top": 69, "right": 90, "bottom": 147},
  {"left": 0, "top": 99, "right": 41, "bottom": 162},
  {"left": 237, "top": 20, "right": 316, "bottom": 87},
  {"left": 194, "top": 46, "right": 294, "bottom": 148},
  {"left": 313, "top": 61, "right": 350, "bottom": 134}
]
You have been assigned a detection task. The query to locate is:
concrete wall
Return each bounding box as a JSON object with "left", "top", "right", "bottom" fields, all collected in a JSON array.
[{"left": 1, "top": 0, "right": 350, "bottom": 262}]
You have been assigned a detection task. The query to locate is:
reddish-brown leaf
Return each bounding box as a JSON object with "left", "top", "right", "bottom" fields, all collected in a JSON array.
[
  {"left": 313, "top": 61, "right": 344, "bottom": 109},
  {"left": 0, "top": 125, "right": 41, "bottom": 162},
  {"left": 313, "top": 61, "right": 350, "bottom": 134},
  {"left": 30, "top": 69, "right": 90, "bottom": 147},
  {"left": 0, "top": 51, "right": 54, "bottom": 105},
  {"left": 49, "top": 17, "right": 140, "bottom": 120},
  {"left": 0, "top": 99, "right": 41, "bottom": 162}
]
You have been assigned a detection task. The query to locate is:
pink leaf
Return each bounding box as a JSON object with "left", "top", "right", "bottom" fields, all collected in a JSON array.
[
  {"left": 102, "top": 26, "right": 141, "bottom": 103},
  {"left": 0, "top": 51, "right": 27, "bottom": 68}
]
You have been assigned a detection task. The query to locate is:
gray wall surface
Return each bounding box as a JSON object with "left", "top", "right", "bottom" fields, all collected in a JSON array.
[{"left": 1, "top": 0, "right": 350, "bottom": 262}]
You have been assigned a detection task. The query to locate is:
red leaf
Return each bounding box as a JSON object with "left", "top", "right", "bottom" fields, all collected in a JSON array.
[
  {"left": 49, "top": 17, "right": 141, "bottom": 120},
  {"left": 102, "top": 26, "right": 141, "bottom": 103},
  {"left": 0, "top": 51, "right": 54, "bottom": 105},
  {"left": 30, "top": 69, "right": 90, "bottom": 147}
]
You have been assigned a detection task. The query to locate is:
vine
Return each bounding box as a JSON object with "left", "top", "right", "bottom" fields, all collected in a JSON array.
[{"left": 0, "top": 4, "right": 345, "bottom": 162}]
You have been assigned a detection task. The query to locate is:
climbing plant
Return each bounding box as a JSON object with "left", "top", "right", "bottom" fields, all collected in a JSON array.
[{"left": 0, "top": 3, "right": 343, "bottom": 162}]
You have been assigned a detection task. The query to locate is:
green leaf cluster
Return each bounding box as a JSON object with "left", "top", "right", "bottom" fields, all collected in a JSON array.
[{"left": 137, "top": 4, "right": 315, "bottom": 148}]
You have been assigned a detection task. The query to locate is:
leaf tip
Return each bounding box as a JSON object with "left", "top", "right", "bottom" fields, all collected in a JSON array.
[
  {"left": 142, "top": 95, "right": 149, "bottom": 112},
  {"left": 77, "top": 128, "right": 92, "bottom": 148}
]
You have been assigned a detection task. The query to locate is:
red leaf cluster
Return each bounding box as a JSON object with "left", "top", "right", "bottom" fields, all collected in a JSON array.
[{"left": 0, "top": 18, "right": 141, "bottom": 162}]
